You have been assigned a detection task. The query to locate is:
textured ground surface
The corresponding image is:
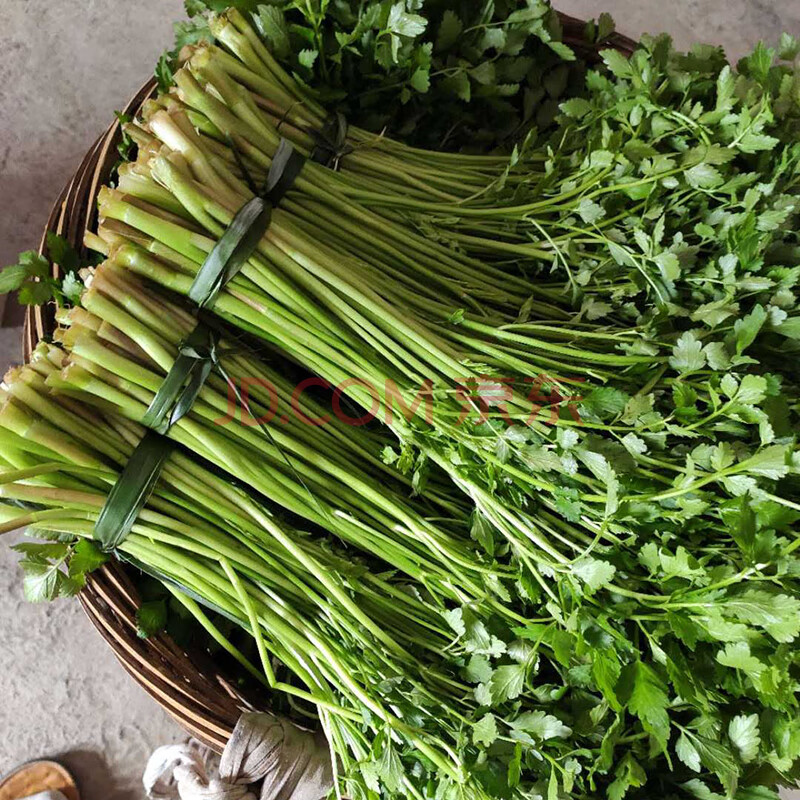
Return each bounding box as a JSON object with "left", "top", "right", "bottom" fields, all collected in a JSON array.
[{"left": 1, "top": 0, "right": 798, "bottom": 797}]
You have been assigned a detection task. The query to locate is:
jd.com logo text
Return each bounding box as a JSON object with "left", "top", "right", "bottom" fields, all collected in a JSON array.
[{"left": 214, "top": 375, "right": 584, "bottom": 428}]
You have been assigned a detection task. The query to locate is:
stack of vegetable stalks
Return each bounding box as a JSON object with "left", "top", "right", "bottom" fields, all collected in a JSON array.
[
  {"left": 90, "top": 14, "right": 796, "bottom": 608},
  {"left": 0, "top": 273, "right": 566, "bottom": 800},
  {"left": 87, "top": 11, "right": 800, "bottom": 797},
  {"left": 52, "top": 264, "right": 523, "bottom": 614},
  {"left": 98, "top": 84, "right": 658, "bottom": 593},
  {"left": 0, "top": 351, "right": 477, "bottom": 792},
  {"left": 2, "top": 5, "right": 800, "bottom": 799},
  {"left": 179, "top": 9, "right": 543, "bottom": 207}
]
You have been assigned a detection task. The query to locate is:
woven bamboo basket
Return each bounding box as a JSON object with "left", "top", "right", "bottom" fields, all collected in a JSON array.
[{"left": 21, "top": 12, "right": 636, "bottom": 753}]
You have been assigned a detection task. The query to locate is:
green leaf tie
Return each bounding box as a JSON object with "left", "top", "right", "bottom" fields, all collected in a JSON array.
[
  {"left": 188, "top": 138, "right": 306, "bottom": 309},
  {"left": 141, "top": 324, "right": 220, "bottom": 434},
  {"left": 309, "top": 112, "right": 354, "bottom": 171},
  {"left": 93, "top": 432, "right": 174, "bottom": 552},
  {"left": 95, "top": 139, "right": 308, "bottom": 552},
  {"left": 95, "top": 326, "right": 232, "bottom": 552}
]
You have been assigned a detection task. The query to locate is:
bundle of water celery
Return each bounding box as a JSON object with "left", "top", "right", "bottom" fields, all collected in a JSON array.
[{"left": 3, "top": 3, "right": 800, "bottom": 799}]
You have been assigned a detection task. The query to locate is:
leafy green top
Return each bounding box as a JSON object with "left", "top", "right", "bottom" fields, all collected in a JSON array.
[
  {"left": 379, "top": 32, "right": 800, "bottom": 800},
  {"left": 14, "top": 538, "right": 108, "bottom": 602},
  {"left": 169, "top": 0, "right": 597, "bottom": 151},
  {"left": 0, "top": 233, "right": 88, "bottom": 307}
]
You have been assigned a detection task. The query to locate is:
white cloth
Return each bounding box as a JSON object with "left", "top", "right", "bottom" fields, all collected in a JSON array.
[
  {"left": 22, "top": 793, "right": 68, "bottom": 800},
  {"left": 143, "top": 712, "right": 333, "bottom": 800}
]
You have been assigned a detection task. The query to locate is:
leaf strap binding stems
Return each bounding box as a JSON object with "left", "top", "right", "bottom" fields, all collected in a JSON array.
[
  {"left": 142, "top": 324, "right": 220, "bottom": 434},
  {"left": 97, "top": 324, "right": 228, "bottom": 551},
  {"left": 310, "top": 112, "right": 353, "bottom": 171},
  {"left": 93, "top": 432, "right": 174, "bottom": 552},
  {"left": 188, "top": 138, "right": 306, "bottom": 309},
  {"left": 96, "top": 141, "right": 306, "bottom": 552},
  {"left": 265, "top": 137, "right": 307, "bottom": 202}
]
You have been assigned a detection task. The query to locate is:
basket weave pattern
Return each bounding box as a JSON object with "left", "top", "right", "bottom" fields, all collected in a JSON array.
[{"left": 22, "top": 13, "right": 635, "bottom": 752}]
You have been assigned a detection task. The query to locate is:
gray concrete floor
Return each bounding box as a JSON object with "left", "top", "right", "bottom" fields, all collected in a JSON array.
[{"left": 1, "top": 1, "right": 798, "bottom": 797}]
